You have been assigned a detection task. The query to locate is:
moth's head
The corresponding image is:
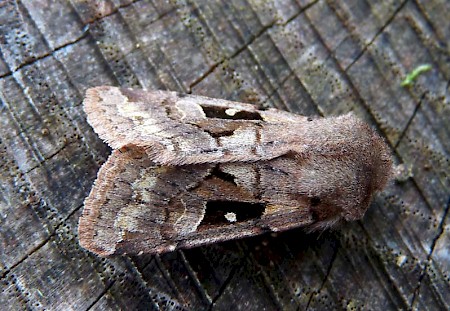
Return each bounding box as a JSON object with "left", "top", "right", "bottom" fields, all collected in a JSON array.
[{"left": 299, "top": 118, "right": 393, "bottom": 229}]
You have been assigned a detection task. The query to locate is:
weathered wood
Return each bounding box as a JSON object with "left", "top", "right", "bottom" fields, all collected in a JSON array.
[{"left": 0, "top": 0, "right": 448, "bottom": 310}]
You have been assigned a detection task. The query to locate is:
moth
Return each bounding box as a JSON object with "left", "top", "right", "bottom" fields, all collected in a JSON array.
[{"left": 78, "top": 86, "right": 393, "bottom": 256}]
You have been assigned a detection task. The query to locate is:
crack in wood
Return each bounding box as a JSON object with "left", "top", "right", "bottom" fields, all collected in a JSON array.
[{"left": 410, "top": 197, "right": 450, "bottom": 309}]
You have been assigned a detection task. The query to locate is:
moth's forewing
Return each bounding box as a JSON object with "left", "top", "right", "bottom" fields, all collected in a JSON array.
[
  {"left": 79, "top": 148, "right": 317, "bottom": 256},
  {"left": 83, "top": 86, "right": 308, "bottom": 165},
  {"left": 78, "top": 146, "right": 214, "bottom": 256}
]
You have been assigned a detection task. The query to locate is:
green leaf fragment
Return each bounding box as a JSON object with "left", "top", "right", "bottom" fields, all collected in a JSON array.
[{"left": 401, "top": 64, "right": 432, "bottom": 87}]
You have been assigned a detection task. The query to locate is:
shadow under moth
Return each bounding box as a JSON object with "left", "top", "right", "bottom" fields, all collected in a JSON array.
[{"left": 78, "top": 86, "right": 393, "bottom": 256}]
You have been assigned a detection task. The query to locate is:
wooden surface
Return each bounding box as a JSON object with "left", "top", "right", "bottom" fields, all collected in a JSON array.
[{"left": 0, "top": 0, "right": 448, "bottom": 310}]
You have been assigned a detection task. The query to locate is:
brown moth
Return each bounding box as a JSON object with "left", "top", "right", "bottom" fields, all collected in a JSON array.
[{"left": 78, "top": 86, "right": 393, "bottom": 256}]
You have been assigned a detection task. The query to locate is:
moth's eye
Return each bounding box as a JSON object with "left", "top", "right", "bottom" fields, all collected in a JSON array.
[
  {"left": 310, "top": 196, "right": 321, "bottom": 207},
  {"left": 200, "top": 105, "right": 263, "bottom": 120},
  {"left": 309, "top": 197, "right": 341, "bottom": 223}
]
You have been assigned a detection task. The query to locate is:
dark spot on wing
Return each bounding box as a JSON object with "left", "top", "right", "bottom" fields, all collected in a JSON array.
[
  {"left": 200, "top": 105, "right": 263, "bottom": 120},
  {"left": 198, "top": 201, "right": 266, "bottom": 227},
  {"left": 205, "top": 129, "right": 236, "bottom": 138},
  {"left": 206, "top": 165, "right": 237, "bottom": 186}
]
